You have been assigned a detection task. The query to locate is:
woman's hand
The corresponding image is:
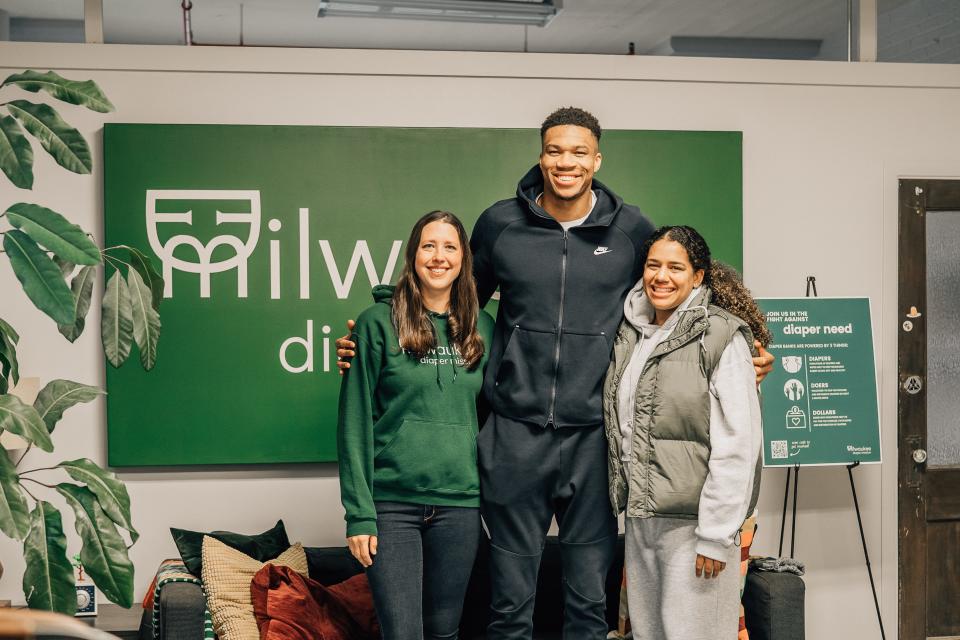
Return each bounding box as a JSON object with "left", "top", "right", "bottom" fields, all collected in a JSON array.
[
  {"left": 753, "top": 341, "right": 774, "bottom": 385},
  {"left": 695, "top": 553, "right": 726, "bottom": 579},
  {"left": 336, "top": 320, "right": 356, "bottom": 375},
  {"left": 347, "top": 534, "right": 378, "bottom": 567}
]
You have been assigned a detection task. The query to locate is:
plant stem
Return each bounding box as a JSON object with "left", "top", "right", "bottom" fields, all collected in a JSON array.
[
  {"left": 15, "top": 443, "right": 33, "bottom": 467},
  {"left": 20, "top": 476, "right": 56, "bottom": 490},
  {"left": 19, "top": 465, "right": 57, "bottom": 475},
  {"left": 103, "top": 253, "right": 134, "bottom": 272},
  {"left": 20, "top": 483, "right": 38, "bottom": 503}
]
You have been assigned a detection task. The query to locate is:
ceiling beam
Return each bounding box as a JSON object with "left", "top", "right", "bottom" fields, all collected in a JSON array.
[
  {"left": 859, "top": 0, "right": 877, "bottom": 61},
  {"left": 84, "top": 0, "right": 103, "bottom": 44}
]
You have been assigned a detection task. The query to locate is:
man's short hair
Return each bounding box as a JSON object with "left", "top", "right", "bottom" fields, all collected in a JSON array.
[{"left": 540, "top": 107, "right": 602, "bottom": 143}]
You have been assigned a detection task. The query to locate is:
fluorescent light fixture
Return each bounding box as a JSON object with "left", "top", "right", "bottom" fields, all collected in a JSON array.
[{"left": 317, "top": 0, "right": 562, "bottom": 27}]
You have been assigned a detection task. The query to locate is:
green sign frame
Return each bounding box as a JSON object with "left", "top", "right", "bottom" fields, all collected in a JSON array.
[
  {"left": 757, "top": 297, "right": 881, "bottom": 467},
  {"left": 103, "top": 124, "right": 743, "bottom": 466}
]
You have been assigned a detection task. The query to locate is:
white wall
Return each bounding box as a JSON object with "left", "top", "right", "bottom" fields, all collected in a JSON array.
[{"left": 2, "top": 41, "right": 959, "bottom": 638}]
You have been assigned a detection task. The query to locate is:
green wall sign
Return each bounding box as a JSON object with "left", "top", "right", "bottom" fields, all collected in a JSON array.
[
  {"left": 757, "top": 297, "right": 881, "bottom": 466},
  {"left": 103, "top": 124, "right": 743, "bottom": 466}
]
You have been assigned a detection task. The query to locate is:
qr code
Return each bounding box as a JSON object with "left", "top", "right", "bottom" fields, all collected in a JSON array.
[{"left": 771, "top": 440, "right": 788, "bottom": 459}]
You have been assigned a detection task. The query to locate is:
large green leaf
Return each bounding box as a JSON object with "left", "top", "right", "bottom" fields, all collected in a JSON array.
[
  {"left": 6, "top": 203, "right": 101, "bottom": 265},
  {"left": 7, "top": 100, "right": 91, "bottom": 175},
  {"left": 127, "top": 268, "right": 161, "bottom": 370},
  {"left": 2, "top": 71, "right": 114, "bottom": 113},
  {"left": 58, "top": 458, "right": 137, "bottom": 543},
  {"left": 33, "top": 379, "right": 103, "bottom": 434},
  {"left": 0, "top": 317, "right": 21, "bottom": 344},
  {"left": 0, "top": 452, "right": 30, "bottom": 540},
  {"left": 0, "top": 317, "right": 19, "bottom": 393},
  {"left": 101, "top": 269, "right": 133, "bottom": 368},
  {"left": 52, "top": 255, "right": 75, "bottom": 278},
  {"left": 3, "top": 229, "right": 76, "bottom": 325},
  {"left": 127, "top": 246, "right": 164, "bottom": 311},
  {"left": 58, "top": 265, "right": 96, "bottom": 342},
  {"left": 0, "top": 358, "right": 9, "bottom": 394},
  {"left": 22, "top": 501, "right": 75, "bottom": 614},
  {"left": 0, "top": 393, "right": 53, "bottom": 452},
  {"left": 0, "top": 114, "right": 33, "bottom": 189},
  {"left": 0, "top": 334, "right": 19, "bottom": 393},
  {"left": 56, "top": 484, "right": 134, "bottom": 607}
]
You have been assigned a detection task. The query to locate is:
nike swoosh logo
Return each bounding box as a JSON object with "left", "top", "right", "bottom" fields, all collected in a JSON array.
[{"left": 594, "top": 247, "right": 612, "bottom": 255}]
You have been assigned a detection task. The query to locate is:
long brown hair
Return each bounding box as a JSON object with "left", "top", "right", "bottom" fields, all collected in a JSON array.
[
  {"left": 643, "top": 225, "right": 772, "bottom": 347},
  {"left": 392, "top": 210, "right": 485, "bottom": 369}
]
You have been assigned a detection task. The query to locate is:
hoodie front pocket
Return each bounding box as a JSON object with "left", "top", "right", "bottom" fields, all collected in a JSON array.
[
  {"left": 492, "top": 326, "right": 557, "bottom": 421},
  {"left": 375, "top": 419, "right": 479, "bottom": 495}
]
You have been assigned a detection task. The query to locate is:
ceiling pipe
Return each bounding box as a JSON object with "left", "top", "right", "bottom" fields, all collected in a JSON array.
[{"left": 182, "top": 0, "right": 194, "bottom": 45}]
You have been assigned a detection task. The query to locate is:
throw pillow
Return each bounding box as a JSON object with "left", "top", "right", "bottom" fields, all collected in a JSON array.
[
  {"left": 202, "top": 536, "right": 308, "bottom": 640},
  {"left": 251, "top": 563, "right": 379, "bottom": 640},
  {"left": 171, "top": 519, "right": 290, "bottom": 576}
]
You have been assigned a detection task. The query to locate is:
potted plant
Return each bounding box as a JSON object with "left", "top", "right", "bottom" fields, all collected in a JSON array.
[{"left": 0, "top": 70, "right": 163, "bottom": 614}]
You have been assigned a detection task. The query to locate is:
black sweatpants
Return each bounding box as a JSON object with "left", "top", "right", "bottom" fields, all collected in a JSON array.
[{"left": 477, "top": 413, "right": 617, "bottom": 640}]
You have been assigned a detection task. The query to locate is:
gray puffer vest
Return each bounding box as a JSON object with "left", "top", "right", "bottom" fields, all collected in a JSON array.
[{"left": 602, "top": 288, "right": 763, "bottom": 519}]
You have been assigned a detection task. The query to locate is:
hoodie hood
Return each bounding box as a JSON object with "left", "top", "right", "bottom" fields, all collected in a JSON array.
[
  {"left": 373, "top": 284, "right": 395, "bottom": 305},
  {"left": 623, "top": 281, "right": 706, "bottom": 334},
  {"left": 516, "top": 165, "right": 624, "bottom": 228}
]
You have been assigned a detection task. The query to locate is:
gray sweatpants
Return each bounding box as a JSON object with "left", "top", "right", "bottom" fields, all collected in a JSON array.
[{"left": 624, "top": 517, "right": 740, "bottom": 640}]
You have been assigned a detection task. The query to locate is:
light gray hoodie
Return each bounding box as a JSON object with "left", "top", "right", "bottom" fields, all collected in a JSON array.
[{"left": 616, "top": 281, "right": 762, "bottom": 559}]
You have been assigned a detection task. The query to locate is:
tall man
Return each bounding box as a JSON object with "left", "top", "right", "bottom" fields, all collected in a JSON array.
[
  {"left": 468, "top": 107, "right": 653, "bottom": 638},
  {"left": 339, "top": 107, "right": 773, "bottom": 639}
]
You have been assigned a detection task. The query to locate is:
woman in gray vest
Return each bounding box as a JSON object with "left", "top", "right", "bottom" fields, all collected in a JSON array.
[{"left": 602, "top": 225, "right": 770, "bottom": 640}]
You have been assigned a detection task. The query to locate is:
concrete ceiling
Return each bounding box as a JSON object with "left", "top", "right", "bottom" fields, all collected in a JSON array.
[
  {"left": 0, "top": 0, "right": 851, "bottom": 56},
  {"left": 0, "top": 0, "right": 955, "bottom": 63}
]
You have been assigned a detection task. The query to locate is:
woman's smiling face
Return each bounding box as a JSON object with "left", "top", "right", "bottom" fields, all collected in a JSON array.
[{"left": 643, "top": 238, "right": 704, "bottom": 324}]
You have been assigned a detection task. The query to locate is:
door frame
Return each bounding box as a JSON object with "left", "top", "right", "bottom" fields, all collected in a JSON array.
[{"left": 897, "top": 178, "right": 960, "bottom": 640}]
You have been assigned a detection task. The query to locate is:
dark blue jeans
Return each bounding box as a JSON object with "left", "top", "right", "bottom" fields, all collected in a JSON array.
[{"left": 366, "top": 501, "right": 480, "bottom": 640}]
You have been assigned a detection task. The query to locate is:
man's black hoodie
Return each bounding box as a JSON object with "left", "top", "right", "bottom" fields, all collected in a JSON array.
[{"left": 470, "top": 165, "right": 655, "bottom": 428}]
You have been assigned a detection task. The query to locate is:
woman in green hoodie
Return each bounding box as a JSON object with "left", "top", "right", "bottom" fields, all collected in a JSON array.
[{"left": 337, "top": 210, "right": 494, "bottom": 640}]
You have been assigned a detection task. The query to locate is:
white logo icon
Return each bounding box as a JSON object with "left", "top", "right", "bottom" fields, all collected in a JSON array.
[
  {"left": 782, "top": 356, "right": 802, "bottom": 373},
  {"left": 783, "top": 379, "right": 805, "bottom": 401},
  {"left": 785, "top": 406, "right": 807, "bottom": 429},
  {"left": 594, "top": 246, "right": 612, "bottom": 255},
  {"left": 146, "top": 190, "right": 261, "bottom": 299}
]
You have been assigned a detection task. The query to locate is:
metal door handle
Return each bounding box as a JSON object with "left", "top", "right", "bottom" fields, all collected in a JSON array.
[{"left": 912, "top": 448, "right": 927, "bottom": 464}]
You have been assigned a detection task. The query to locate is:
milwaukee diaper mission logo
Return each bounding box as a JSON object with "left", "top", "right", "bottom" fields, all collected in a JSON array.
[
  {"left": 146, "top": 189, "right": 402, "bottom": 374},
  {"left": 103, "top": 123, "right": 744, "bottom": 466}
]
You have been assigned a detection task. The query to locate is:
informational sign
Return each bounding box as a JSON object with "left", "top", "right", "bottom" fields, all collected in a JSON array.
[
  {"left": 757, "top": 297, "right": 881, "bottom": 466},
  {"left": 103, "top": 124, "right": 743, "bottom": 466}
]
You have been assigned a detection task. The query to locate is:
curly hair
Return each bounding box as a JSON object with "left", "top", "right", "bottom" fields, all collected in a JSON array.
[
  {"left": 540, "top": 107, "right": 602, "bottom": 142},
  {"left": 709, "top": 260, "right": 772, "bottom": 348},
  {"left": 392, "top": 210, "right": 485, "bottom": 369},
  {"left": 642, "top": 225, "right": 771, "bottom": 347}
]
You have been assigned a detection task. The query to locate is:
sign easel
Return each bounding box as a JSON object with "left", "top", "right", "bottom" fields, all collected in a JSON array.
[{"left": 759, "top": 277, "right": 885, "bottom": 639}]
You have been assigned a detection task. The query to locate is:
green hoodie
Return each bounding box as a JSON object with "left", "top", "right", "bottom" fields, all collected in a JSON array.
[{"left": 337, "top": 285, "right": 495, "bottom": 537}]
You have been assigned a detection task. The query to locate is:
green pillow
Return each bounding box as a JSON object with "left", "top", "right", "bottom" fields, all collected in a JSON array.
[{"left": 171, "top": 519, "right": 290, "bottom": 576}]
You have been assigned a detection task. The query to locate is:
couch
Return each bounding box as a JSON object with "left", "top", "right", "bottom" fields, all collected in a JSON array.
[
  {"left": 138, "top": 534, "right": 805, "bottom": 640},
  {"left": 138, "top": 534, "right": 626, "bottom": 640}
]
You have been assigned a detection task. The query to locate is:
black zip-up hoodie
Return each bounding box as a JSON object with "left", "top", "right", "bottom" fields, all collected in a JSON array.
[{"left": 470, "top": 165, "right": 655, "bottom": 428}]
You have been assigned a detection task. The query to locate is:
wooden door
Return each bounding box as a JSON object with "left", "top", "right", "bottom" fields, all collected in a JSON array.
[{"left": 898, "top": 179, "right": 960, "bottom": 640}]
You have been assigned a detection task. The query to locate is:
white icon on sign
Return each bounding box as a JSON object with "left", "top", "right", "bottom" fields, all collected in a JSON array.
[
  {"left": 146, "top": 189, "right": 262, "bottom": 299},
  {"left": 783, "top": 379, "right": 805, "bottom": 401},
  {"left": 782, "top": 356, "right": 803, "bottom": 374},
  {"left": 785, "top": 406, "right": 807, "bottom": 429}
]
